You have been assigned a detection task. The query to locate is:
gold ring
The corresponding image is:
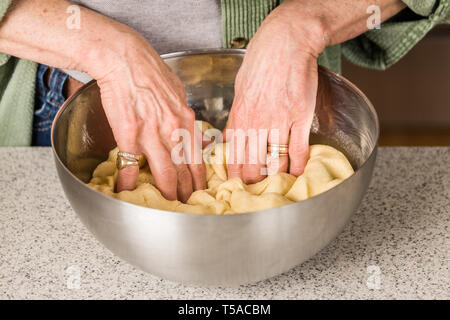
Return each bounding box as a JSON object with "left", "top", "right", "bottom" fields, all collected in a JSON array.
[
  {"left": 268, "top": 146, "right": 289, "bottom": 152},
  {"left": 268, "top": 144, "right": 289, "bottom": 158},
  {"left": 268, "top": 144, "right": 289, "bottom": 148},
  {"left": 268, "top": 151, "right": 289, "bottom": 159},
  {"left": 116, "top": 151, "right": 140, "bottom": 170},
  {"left": 269, "top": 152, "right": 289, "bottom": 159},
  {"left": 268, "top": 144, "right": 289, "bottom": 150},
  {"left": 117, "top": 151, "right": 140, "bottom": 161}
]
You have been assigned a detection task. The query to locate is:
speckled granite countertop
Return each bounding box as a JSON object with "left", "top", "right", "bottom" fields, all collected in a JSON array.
[{"left": 0, "top": 147, "right": 448, "bottom": 299}]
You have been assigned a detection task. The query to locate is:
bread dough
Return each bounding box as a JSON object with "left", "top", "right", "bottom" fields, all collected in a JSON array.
[{"left": 87, "top": 124, "right": 354, "bottom": 214}]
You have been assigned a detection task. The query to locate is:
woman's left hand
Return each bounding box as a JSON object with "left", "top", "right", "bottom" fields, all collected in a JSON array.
[
  {"left": 226, "top": 0, "right": 407, "bottom": 184},
  {"left": 225, "top": 2, "right": 326, "bottom": 184}
]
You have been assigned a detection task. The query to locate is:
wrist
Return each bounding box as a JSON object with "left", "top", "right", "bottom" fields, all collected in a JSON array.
[
  {"left": 265, "top": 2, "right": 329, "bottom": 57},
  {"left": 274, "top": 0, "right": 406, "bottom": 48},
  {"left": 76, "top": 21, "right": 139, "bottom": 80}
]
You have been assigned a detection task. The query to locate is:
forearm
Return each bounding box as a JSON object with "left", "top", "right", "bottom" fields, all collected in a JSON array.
[
  {"left": 0, "top": 0, "right": 135, "bottom": 77},
  {"left": 271, "top": 0, "right": 406, "bottom": 53}
]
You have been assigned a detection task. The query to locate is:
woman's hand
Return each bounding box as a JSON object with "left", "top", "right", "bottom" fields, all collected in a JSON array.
[
  {"left": 226, "top": 2, "right": 326, "bottom": 183},
  {"left": 226, "top": 0, "right": 405, "bottom": 184},
  {"left": 87, "top": 32, "right": 206, "bottom": 201},
  {"left": 0, "top": 0, "right": 206, "bottom": 202}
]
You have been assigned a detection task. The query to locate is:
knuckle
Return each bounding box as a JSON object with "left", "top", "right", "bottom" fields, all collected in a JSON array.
[
  {"left": 243, "top": 165, "right": 263, "bottom": 177},
  {"left": 184, "top": 108, "right": 196, "bottom": 122},
  {"left": 118, "top": 166, "right": 139, "bottom": 178},
  {"left": 160, "top": 118, "right": 182, "bottom": 137},
  {"left": 289, "top": 159, "right": 307, "bottom": 176},
  {"left": 243, "top": 173, "right": 262, "bottom": 184},
  {"left": 174, "top": 118, "right": 183, "bottom": 128},
  {"left": 190, "top": 165, "right": 206, "bottom": 189},
  {"left": 158, "top": 164, "right": 177, "bottom": 180},
  {"left": 169, "top": 117, "right": 182, "bottom": 130},
  {"left": 227, "top": 165, "right": 242, "bottom": 176},
  {"left": 189, "top": 163, "right": 206, "bottom": 178},
  {"left": 119, "top": 121, "right": 138, "bottom": 132},
  {"left": 289, "top": 149, "right": 306, "bottom": 160},
  {"left": 243, "top": 163, "right": 259, "bottom": 173},
  {"left": 115, "top": 129, "right": 138, "bottom": 146},
  {"left": 177, "top": 166, "right": 192, "bottom": 183},
  {"left": 290, "top": 167, "right": 305, "bottom": 176},
  {"left": 289, "top": 141, "right": 308, "bottom": 154},
  {"left": 244, "top": 176, "right": 264, "bottom": 184}
]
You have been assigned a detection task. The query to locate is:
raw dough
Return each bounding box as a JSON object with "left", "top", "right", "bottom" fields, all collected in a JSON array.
[{"left": 88, "top": 125, "right": 354, "bottom": 214}]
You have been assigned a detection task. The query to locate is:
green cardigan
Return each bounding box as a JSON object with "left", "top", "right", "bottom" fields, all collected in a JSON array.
[{"left": 0, "top": 0, "right": 449, "bottom": 146}]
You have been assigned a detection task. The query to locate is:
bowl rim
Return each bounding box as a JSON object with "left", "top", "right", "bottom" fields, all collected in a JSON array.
[{"left": 51, "top": 48, "right": 379, "bottom": 218}]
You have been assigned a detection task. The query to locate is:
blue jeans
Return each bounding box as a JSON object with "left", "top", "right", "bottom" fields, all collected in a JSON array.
[{"left": 32, "top": 64, "right": 69, "bottom": 146}]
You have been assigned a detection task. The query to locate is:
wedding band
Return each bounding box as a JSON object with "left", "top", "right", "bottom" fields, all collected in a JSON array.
[
  {"left": 269, "top": 151, "right": 289, "bottom": 159},
  {"left": 268, "top": 144, "right": 289, "bottom": 150},
  {"left": 268, "top": 144, "right": 289, "bottom": 152},
  {"left": 268, "top": 146, "right": 289, "bottom": 152},
  {"left": 268, "top": 143, "right": 289, "bottom": 159},
  {"left": 268, "top": 144, "right": 289, "bottom": 148},
  {"left": 116, "top": 151, "right": 140, "bottom": 170},
  {"left": 117, "top": 151, "right": 140, "bottom": 161}
]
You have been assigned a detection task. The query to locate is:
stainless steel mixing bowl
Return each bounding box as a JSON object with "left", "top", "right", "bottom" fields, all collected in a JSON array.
[{"left": 51, "top": 49, "right": 379, "bottom": 285}]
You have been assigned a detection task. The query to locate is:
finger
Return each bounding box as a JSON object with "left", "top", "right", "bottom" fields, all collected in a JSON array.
[
  {"left": 227, "top": 129, "right": 246, "bottom": 180},
  {"left": 167, "top": 137, "right": 194, "bottom": 203},
  {"left": 222, "top": 115, "right": 240, "bottom": 143},
  {"left": 223, "top": 113, "right": 233, "bottom": 135},
  {"left": 288, "top": 58, "right": 317, "bottom": 176},
  {"left": 222, "top": 125, "right": 232, "bottom": 143},
  {"left": 242, "top": 129, "right": 267, "bottom": 184},
  {"left": 289, "top": 122, "right": 310, "bottom": 176},
  {"left": 175, "top": 162, "right": 194, "bottom": 203},
  {"left": 142, "top": 138, "right": 178, "bottom": 201},
  {"left": 266, "top": 127, "right": 289, "bottom": 175},
  {"left": 184, "top": 122, "right": 207, "bottom": 191},
  {"left": 116, "top": 166, "right": 139, "bottom": 192},
  {"left": 116, "top": 144, "right": 140, "bottom": 193},
  {"left": 202, "top": 133, "right": 213, "bottom": 148}
]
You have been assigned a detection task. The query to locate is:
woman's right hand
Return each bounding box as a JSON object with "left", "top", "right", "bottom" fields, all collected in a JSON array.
[
  {"left": 86, "top": 31, "right": 206, "bottom": 202},
  {"left": 0, "top": 0, "right": 204, "bottom": 201}
]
